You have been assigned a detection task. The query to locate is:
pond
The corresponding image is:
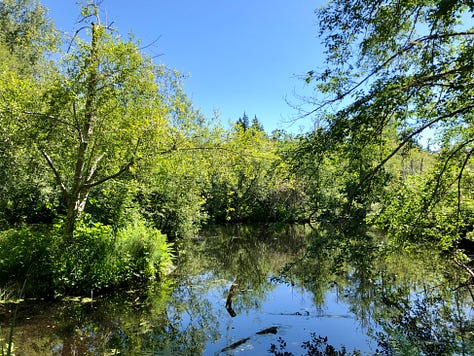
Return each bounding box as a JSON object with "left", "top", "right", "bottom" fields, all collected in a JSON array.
[{"left": 1, "top": 224, "right": 473, "bottom": 355}]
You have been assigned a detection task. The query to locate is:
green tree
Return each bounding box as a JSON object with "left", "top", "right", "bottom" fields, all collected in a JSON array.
[
  {"left": 0, "top": 4, "right": 192, "bottom": 239},
  {"left": 251, "top": 115, "right": 264, "bottom": 132},
  {"left": 205, "top": 123, "right": 305, "bottom": 223},
  {"left": 0, "top": 0, "right": 58, "bottom": 72},
  {"left": 236, "top": 111, "right": 250, "bottom": 131},
  {"left": 296, "top": 1, "right": 474, "bottom": 244},
  {"left": 0, "top": 0, "right": 59, "bottom": 228}
]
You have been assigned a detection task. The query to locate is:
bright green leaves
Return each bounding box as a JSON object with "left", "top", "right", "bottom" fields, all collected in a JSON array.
[
  {"left": 0, "top": 2, "right": 210, "bottom": 238},
  {"left": 0, "top": 0, "right": 59, "bottom": 73},
  {"left": 203, "top": 124, "right": 306, "bottom": 223}
]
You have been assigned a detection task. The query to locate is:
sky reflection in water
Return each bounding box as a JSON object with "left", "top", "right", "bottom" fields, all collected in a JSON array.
[
  {"left": 2, "top": 224, "right": 473, "bottom": 355},
  {"left": 198, "top": 277, "right": 377, "bottom": 354}
]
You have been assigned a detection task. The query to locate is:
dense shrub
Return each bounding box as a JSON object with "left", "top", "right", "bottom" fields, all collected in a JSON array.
[
  {"left": 0, "top": 216, "right": 173, "bottom": 298},
  {"left": 115, "top": 217, "right": 173, "bottom": 283},
  {"left": 0, "top": 226, "right": 56, "bottom": 297},
  {"left": 52, "top": 218, "right": 119, "bottom": 296}
]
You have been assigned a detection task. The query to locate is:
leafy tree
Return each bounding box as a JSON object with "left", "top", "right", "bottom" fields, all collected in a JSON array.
[
  {"left": 295, "top": 0, "right": 474, "bottom": 244},
  {"left": 0, "top": 3, "right": 198, "bottom": 239},
  {"left": 0, "top": 0, "right": 60, "bottom": 228},
  {"left": 205, "top": 123, "right": 305, "bottom": 223},
  {"left": 0, "top": 0, "right": 58, "bottom": 72}
]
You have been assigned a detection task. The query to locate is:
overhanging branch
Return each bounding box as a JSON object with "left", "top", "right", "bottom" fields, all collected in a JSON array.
[
  {"left": 302, "top": 30, "right": 474, "bottom": 118},
  {"left": 361, "top": 103, "right": 474, "bottom": 188}
]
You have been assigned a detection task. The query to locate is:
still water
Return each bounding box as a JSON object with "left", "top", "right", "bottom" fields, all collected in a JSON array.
[{"left": 1, "top": 224, "right": 473, "bottom": 355}]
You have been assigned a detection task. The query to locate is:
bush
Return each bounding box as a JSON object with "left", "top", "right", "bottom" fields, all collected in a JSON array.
[
  {"left": 0, "top": 225, "right": 56, "bottom": 297},
  {"left": 52, "top": 218, "right": 120, "bottom": 296},
  {"left": 115, "top": 217, "right": 173, "bottom": 283},
  {"left": 0, "top": 215, "right": 173, "bottom": 298}
]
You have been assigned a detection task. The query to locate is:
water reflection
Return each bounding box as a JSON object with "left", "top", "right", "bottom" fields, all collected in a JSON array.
[
  {"left": 1, "top": 224, "right": 474, "bottom": 354},
  {"left": 280, "top": 224, "right": 474, "bottom": 355}
]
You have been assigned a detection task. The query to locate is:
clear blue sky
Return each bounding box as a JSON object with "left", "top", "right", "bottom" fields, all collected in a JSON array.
[{"left": 41, "top": 1, "right": 325, "bottom": 133}]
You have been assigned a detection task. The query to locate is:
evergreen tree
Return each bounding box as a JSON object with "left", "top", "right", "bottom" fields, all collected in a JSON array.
[
  {"left": 236, "top": 111, "right": 250, "bottom": 130},
  {"left": 251, "top": 115, "right": 264, "bottom": 132}
]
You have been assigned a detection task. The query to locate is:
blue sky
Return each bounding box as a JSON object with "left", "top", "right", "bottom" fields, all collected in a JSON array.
[{"left": 41, "top": 1, "right": 325, "bottom": 133}]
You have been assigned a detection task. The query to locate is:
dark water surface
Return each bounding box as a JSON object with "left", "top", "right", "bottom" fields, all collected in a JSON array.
[{"left": 1, "top": 224, "right": 473, "bottom": 355}]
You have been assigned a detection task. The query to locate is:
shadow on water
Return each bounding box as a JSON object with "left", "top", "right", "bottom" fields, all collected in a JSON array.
[{"left": 1, "top": 223, "right": 474, "bottom": 354}]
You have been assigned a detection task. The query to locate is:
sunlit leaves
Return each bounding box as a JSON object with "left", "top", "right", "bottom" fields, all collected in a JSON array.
[{"left": 294, "top": 0, "right": 474, "bottom": 247}]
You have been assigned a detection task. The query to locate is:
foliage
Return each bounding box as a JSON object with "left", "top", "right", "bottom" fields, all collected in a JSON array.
[
  {"left": 0, "top": 0, "right": 58, "bottom": 72},
  {"left": 370, "top": 166, "right": 474, "bottom": 249},
  {"left": 84, "top": 180, "right": 137, "bottom": 231},
  {"left": 0, "top": 1, "right": 208, "bottom": 239},
  {"left": 115, "top": 215, "right": 173, "bottom": 283},
  {"left": 0, "top": 214, "right": 173, "bottom": 297},
  {"left": 52, "top": 217, "right": 118, "bottom": 295},
  {"left": 0, "top": 226, "right": 56, "bottom": 297},
  {"left": 205, "top": 123, "right": 306, "bottom": 223},
  {"left": 0, "top": 0, "right": 308, "bottom": 244},
  {"left": 137, "top": 148, "right": 209, "bottom": 238},
  {"left": 53, "top": 214, "right": 173, "bottom": 296},
  {"left": 0, "top": 0, "right": 59, "bottom": 229},
  {"left": 291, "top": 0, "right": 474, "bottom": 246}
]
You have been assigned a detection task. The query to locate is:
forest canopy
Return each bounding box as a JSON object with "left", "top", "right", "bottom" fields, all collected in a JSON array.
[{"left": 0, "top": 1, "right": 307, "bottom": 297}]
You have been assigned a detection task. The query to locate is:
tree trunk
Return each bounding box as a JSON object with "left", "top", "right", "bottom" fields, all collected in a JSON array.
[
  {"left": 62, "top": 22, "right": 99, "bottom": 241},
  {"left": 63, "top": 189, "right": 89, "bottom": 240}
]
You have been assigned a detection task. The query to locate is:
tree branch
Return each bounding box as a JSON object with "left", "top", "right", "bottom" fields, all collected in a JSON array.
[
  {"left": 40, "top": 149, "right": 68, "bottom": 196},
  {"left": 84, "top": 158, "right": 134, "bottom": 189},
  {"left": 456, "top": 148, "right": 474, "bottom": 223},
  {"left": 86, "top": 152, "right": 105, "bottom": 183},
  {"left": 301, "top": 30, "right": 474, "bottom": 118},
  {"left": 361, "top": 103, "right": 474, "bottom": 189},
  {"left": 422, "top": 137, "right": 474, "bottom": 215},
  {"left": 22, "top": 110, "right": 81, "bottom": 137}
]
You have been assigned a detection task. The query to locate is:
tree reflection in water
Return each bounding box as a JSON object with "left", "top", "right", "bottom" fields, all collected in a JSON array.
[
  {"left": 1, "top": 223, "right": 474, "bottom": 354},
  {"left": 276, "top": 223, "right": 474, "bottom": 355}
]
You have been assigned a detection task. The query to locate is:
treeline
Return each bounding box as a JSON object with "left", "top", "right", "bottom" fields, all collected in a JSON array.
[
  {"left": 2, "top": 0, "right": 474, "bottom": 298},
  {"left": 0, "top": 1, "right": 308, "bottom": 297}
]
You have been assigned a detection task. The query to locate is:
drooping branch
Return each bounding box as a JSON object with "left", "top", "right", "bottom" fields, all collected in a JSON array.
[
  {"left": 301, "top": 30, "right": 474, "bottom": 118},
  {"left": 360, "top": 103, "right": 474, "bottom": 190},
  {"left": 422, "top": 138, "right": 474, "bottom": 215},
  {"left": 456, "top": 148, "right": 474, "bottom": 222}
]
